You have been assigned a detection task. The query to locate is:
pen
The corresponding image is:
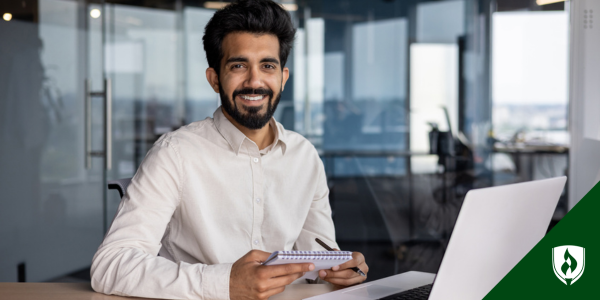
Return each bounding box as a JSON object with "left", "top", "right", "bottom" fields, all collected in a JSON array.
[{"left": 315, "top": 238, "right": 366, "bottom": 277}]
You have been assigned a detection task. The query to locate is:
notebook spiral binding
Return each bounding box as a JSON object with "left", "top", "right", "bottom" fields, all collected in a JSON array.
[{"left": 278, "top": 251, "right": 353, "bottom": 260}]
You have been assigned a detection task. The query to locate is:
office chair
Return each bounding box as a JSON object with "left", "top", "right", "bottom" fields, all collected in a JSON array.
[{"left": 107, "top": 178, "right": 132, "bottom": 198}]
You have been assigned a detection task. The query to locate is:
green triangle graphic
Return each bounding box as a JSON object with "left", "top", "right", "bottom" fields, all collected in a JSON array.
[{"left": 484, "top": 180, "right": 599, "bottom": 299}]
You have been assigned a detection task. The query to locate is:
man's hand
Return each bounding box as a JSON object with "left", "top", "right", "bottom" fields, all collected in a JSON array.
[
  {"left": 318, "top": 251, "right": 368, "bottom": 287},
  {"left": 230, "top": 250, "right": 315, "bottom": 300}
]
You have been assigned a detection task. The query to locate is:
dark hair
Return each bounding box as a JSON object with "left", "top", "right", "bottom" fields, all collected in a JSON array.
[{"left": 203, "top": 0, "right": 296, "bottom": 75}]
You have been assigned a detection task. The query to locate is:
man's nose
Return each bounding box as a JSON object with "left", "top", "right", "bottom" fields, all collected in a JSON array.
[{"left": 244, "top": 66, "right": 264, "bottom": 90}]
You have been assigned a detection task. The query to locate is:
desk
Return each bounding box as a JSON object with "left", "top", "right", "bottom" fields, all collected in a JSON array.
[
  {"left": 0, "top": 283, "right": 336, "bottom": 300},
  {"left": 493, "top": 143, "right": 569, "bottom": 183}
]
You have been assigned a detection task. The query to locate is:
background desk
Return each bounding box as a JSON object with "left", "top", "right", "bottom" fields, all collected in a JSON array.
[
  {"left": 493, "top": 143, "right": 568, "bottom": 177},
  {"left": 0, "top": 283, "right": 336, "bottom": 300}
]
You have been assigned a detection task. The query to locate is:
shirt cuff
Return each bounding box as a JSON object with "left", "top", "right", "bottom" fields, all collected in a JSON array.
[{"left": 201, "top": 263, "right": 233, "bottom": 300}]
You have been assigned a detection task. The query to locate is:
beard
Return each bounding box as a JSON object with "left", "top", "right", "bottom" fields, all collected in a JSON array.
[{"left": 219, "top": 82, "right": 281, "bottom": 130}]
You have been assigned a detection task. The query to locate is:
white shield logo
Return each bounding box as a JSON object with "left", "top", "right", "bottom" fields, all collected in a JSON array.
[{"left": 552, "top": 245, "right": 585, "bottom": 285}]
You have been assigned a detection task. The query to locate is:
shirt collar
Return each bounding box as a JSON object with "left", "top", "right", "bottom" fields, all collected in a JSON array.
[{"left": 213, "top": 107, "right": 288, "bottom": 155}]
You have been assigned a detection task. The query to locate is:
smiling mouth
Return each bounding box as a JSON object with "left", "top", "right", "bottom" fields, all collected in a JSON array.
[{"left": 239, "top": 95, "right": 267, "bottom": 101}]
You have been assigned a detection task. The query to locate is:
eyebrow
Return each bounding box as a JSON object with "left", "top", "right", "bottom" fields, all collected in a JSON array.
[
  {"left": 225, "top": 56, "right": 248, "bottom": 64},
  {"left": 260, "top": 57, "right": 280, "bottom": 65},
  {"left": 224, "top": 56, "right": 280, "bottom": 65}
]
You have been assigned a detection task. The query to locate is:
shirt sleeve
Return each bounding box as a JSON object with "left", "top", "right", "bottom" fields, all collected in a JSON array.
[
  {"left": 90, "top": 135, "right": 232, "bottom": 300},
  {"left": 293, "top": 153, "right": 339, "bottom": 252}
]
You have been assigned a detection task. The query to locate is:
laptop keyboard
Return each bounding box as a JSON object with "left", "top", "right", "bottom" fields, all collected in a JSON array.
[{"left": 376, "top": 284, "right": 433, "bottom": 300}]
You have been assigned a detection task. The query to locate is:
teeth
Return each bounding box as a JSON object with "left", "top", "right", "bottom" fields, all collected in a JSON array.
[{"left": 241, "top": 95, "right": 265, "bottom": 101}]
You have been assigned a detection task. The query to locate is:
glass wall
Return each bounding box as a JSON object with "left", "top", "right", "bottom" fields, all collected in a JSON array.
[
  {"left": 492, "top": 11, "right": 568, "bottom": 142},
  {"left": 284, "top": 0, "right": 491, "bottom": 279},
  {"left": 490, "top": 1, "right": 569, "bottom": 218},
  {"left": 102, "top": 2, "right": 185, "bottom": 230}
]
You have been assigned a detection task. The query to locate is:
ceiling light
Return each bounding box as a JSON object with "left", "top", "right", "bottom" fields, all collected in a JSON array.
[
  {"left": 203, "top": 1, "right": 297, "bottom": 11},
  {"left": 536, "top": 0, "right": 565, "bottom": 5},
  {"left": 281, "top": 4, "right": 298, "bottom": 11},
  {"left": 204, "top": 1, "right": 229, "bottom": 10},
  {"left": 90, "top": 8, "right": 101, "bottom": 19},
  {"left": 3, "top": 13, "right": 12, "bottom": 21}
]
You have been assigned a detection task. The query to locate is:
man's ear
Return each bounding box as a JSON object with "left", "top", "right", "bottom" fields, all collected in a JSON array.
[
  {"left": 281, "top": 67, "right": 290, "bottom": 91},
  {"left": 206, "top": 67, "right": 220, "bottom": 93}
]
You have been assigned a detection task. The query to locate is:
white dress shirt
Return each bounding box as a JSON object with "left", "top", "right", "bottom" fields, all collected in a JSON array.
[{"left": 91, "top": 107, "right": 338, "bottom": 300}]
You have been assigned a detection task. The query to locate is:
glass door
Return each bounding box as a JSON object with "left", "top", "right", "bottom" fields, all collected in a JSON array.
[{"left": 0, "top": 0, "right": 105, "bottom": 281}]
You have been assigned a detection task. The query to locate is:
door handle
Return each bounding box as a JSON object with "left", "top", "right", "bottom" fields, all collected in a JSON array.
[
  {"left": 85, "top": 79, "right": 92, "bottom": 169},
  {"left": 104, "top": 78, "right": 112, "bottom": 170},
  {"left": 84, "top": 78, "right": 112, "bottom": 170}
]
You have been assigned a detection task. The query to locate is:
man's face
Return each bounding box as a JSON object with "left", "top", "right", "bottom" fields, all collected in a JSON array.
[{"left": 207, "top": 32, "right": 289, "bottom": 130}]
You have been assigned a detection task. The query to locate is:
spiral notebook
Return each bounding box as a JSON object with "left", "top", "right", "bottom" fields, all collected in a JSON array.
[{"left": 262, "top": 251, "right": 353, "bottom": 279}]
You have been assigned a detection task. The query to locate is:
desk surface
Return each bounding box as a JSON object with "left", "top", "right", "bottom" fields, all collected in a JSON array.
[
  {"left": 493, "top": 143, "right": 569, "bottom": 153},
  {"left": 0, "top": 282, "right": 336, "bottom": 300}
]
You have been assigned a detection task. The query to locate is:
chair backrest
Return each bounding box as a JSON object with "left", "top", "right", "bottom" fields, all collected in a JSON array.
[{"left": 107, "top": 178, "right": 132, "bottom": 198}]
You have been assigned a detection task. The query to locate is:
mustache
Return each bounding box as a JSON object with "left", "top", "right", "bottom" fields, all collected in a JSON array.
[{"left": 232, "top": 88, "right": 274, "bottom": 100}]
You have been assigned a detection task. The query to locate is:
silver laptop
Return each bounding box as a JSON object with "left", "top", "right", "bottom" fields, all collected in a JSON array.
[{"left": 305, "top": 176, "right": 567, "bottom": 300}]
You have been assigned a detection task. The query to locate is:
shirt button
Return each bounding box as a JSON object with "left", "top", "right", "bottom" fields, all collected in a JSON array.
[
  {"left": 253, "top": 157, "right": 259, "bottom": 163},
  {"left": 256, "top": 198, "right": 261, "bottom": 203},
  {"left": 254, "top": 240, "right": 259, "bottom": 245}
]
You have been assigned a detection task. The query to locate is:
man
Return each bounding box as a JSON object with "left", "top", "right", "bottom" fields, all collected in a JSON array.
[{"left": 91, "top": 1, "right": 368, "bottom": 299}]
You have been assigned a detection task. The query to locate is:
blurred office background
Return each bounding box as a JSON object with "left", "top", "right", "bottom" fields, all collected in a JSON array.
[{"left": 0, "top": 0, "right": 571, "bottom": 283}]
